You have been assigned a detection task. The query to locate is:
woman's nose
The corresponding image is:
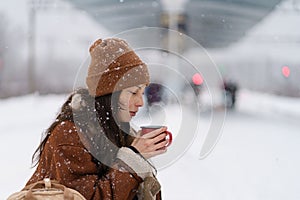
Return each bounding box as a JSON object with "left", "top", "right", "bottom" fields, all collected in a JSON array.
[{"left": 135, "top": 95, "right": 144, "bottom": 107}]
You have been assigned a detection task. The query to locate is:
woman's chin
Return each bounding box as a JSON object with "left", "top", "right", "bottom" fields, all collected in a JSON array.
[{"left": 118, "top": 115, "right": 132, "bottom": 123}]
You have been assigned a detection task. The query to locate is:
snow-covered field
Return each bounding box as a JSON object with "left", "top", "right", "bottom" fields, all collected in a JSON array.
[{"left": 1, "top": 89, "right": 300, "bottom": 199}]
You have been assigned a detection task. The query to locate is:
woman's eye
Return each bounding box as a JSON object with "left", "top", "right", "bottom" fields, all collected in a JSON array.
[{"left": 129, "top": 91, "right": 137, "bottom": 95}]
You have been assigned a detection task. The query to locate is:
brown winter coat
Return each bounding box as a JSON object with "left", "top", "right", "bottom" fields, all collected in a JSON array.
[{"left": 26, "top": 120, "right": 162, "bottom": 200}]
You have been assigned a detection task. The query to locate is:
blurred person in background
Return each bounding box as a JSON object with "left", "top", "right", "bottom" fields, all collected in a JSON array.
[
  {"left": 223, "top": 79, "right": 238, "bottom": 109},
  {"left": 145, "top": 83, "right": 163, "bottom": 107},
  {"left": 26, "top": 38, "right": 168, "bottom": 200}
]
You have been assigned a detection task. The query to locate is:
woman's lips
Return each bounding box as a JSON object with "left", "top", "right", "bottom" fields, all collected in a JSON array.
[{"left": 130, "top": 111, "right": 136, "bottom": 116}]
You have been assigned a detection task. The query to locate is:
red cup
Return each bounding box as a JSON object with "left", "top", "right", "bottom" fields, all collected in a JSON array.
[{"left": 140, "top": 125, "right": 173, "bottom": 147}]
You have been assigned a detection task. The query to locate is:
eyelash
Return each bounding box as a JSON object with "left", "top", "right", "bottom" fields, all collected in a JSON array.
[
  {"left": 129, "top": 91, "right": 145, "bottom": 95},
  {"left": 129, "top": 91, "right": 137, "bottom": 95}
]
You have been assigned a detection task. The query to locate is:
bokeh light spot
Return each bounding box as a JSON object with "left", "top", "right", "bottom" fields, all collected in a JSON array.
[
  {"left": 192, "top": 73, "right": 203, "bottom": 85},
  {"left": 282, "top": 66, "right": 290, "bottom": 78}
]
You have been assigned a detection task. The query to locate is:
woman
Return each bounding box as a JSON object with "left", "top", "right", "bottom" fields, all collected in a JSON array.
[{"left": 26, "top": 38, "right": 168, "bottom": 200}]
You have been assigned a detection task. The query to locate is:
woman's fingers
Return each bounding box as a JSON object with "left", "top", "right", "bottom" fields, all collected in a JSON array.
[
  {"left": 131, "top": 128, "right": 169, "bottom": 159},
  {"left": 145, "top": 134, "right": 169, "bottom": 152},
  {"left": 154, "top": 139, "right": 169, "bottom": 150},
  {"left": 152, "top": 132, "right": 166, "bottom": 143}
]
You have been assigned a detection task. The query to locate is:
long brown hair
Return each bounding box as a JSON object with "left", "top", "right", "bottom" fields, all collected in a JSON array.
[{"left": 32, "top": 88, "right": 134, "bottom": 170}]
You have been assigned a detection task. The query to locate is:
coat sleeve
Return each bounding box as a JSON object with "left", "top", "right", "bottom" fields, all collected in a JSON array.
[{"left": 52, "top": 144, "right": 144, "bottom": 200}]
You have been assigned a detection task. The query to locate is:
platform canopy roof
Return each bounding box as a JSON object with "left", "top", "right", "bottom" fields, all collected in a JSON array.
[{"left": 67, "top": 0, "right": 282, "bottom": 48}]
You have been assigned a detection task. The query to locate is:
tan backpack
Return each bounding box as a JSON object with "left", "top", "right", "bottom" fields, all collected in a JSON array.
[{"left": 7, "top": 178, "right": 86, "bottom": 200}]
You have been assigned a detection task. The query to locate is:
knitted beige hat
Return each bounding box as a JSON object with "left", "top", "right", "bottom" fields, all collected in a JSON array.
[{"left": 86, "top": 38, "right": 150, "bottom": 97}]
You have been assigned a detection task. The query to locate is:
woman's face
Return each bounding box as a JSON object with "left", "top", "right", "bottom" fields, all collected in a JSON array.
[{"left": 117, "top": 84, "right": 146, "bottom": 122}]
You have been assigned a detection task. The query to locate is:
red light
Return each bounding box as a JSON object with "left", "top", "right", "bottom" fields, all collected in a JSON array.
[
  {"left": 282, "top": 66, "right": 290, "bottom": 78},
  {"left": 192, "top": 73, "right": 203, "bottom": 85}
]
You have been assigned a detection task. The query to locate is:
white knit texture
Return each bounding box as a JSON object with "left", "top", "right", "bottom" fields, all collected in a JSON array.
[{"left": 117, "top": 147, "right": 153, "bottom": 179}]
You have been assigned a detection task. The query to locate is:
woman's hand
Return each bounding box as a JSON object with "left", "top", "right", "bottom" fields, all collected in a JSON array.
[{"left": 131, "top": 127, "right": 169, "bottom": 159}]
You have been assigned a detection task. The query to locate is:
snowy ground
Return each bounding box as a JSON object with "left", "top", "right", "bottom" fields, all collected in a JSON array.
[{"left": 1, "top": 90, "right": 300, "bottom": 199}]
